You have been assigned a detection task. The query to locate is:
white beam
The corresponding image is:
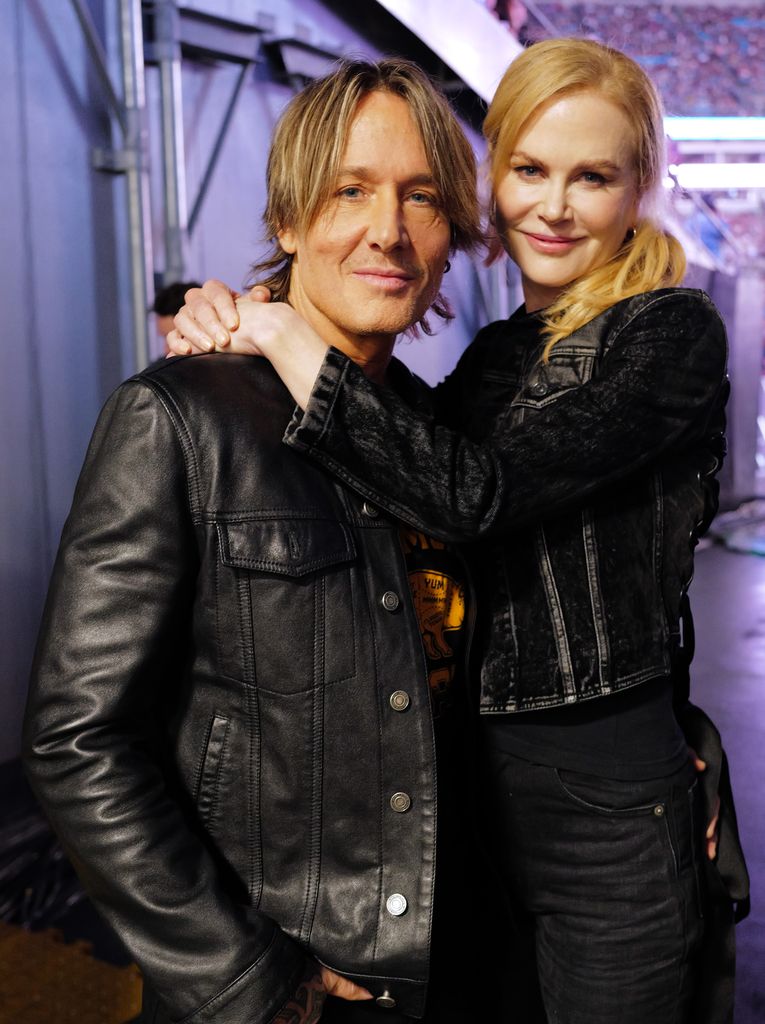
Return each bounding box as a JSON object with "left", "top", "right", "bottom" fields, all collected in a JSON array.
[{"left": 374, "top": 0, "right": 521, "bottom": 103}]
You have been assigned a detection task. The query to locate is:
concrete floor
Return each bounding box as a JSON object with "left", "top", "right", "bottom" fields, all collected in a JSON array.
[{"left": 691, "top": 545, "right": 765, "bottom": 1022}]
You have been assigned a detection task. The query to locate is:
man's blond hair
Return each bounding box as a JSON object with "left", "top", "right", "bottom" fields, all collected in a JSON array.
[{"left": 250, "top": 58, "right": 483, "bottom": 333}]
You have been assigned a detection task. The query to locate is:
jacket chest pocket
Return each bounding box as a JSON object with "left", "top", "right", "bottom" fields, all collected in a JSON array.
[
  {"left": 215, "top": 518, "right": 358, "bottom": 694},
  {"left": 511, "top": 349, "right": 596, "bottom": 417}
]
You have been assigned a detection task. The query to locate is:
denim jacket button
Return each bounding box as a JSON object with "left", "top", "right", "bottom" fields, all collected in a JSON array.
[
  {"left": 376, "top": 993, "right": 397, "bottom": 1009},
  {"left": 528, "top": 380, "right": 549, "bottom": 398},
  {"left": 381, "top": 591, "right": 400, "bottom": 612},
  {"left": 362, "top": 501, "right": 380, "bottom": 518}
]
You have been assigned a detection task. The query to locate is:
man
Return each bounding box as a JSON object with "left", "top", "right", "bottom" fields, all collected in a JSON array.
[{"left": 23, "top": 59, "right": 485, "bottom": 1024}]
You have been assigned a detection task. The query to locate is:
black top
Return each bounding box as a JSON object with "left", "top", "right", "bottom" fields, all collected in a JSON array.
[{"left": 481, "top": 675, "right": 688, "bottom": 780}]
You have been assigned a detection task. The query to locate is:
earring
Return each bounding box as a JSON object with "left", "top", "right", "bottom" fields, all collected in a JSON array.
[{"left": 444, "top": 259, "right": 451, "bottom": 274}]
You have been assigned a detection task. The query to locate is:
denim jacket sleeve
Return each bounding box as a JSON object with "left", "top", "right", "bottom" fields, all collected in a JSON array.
[
  {"left": 23, "top": 380, "right": 307, "bottom": 1023},
  {"left": 283, "top": 290, "right": 728, "bottom": 541}
]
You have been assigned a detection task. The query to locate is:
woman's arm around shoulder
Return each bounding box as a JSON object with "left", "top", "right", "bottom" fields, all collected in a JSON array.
[{"left": 283, "top": 288, "right": 728, "bottom": 541}]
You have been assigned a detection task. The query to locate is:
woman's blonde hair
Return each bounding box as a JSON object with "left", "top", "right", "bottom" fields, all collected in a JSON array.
[
  {"left": 251, "top": 57, "right": 483, "bottom": 334},
  {"left": 484, "top": 37, "right": 686, "bottom": 357}
]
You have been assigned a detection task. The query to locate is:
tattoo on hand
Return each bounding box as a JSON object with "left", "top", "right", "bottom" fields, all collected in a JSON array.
[{"left": 273, "top": 970, "right": 326, "bottom": 1024}]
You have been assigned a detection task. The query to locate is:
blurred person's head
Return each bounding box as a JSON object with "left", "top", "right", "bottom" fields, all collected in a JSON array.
[{"left": 153, "top": 282, "right": 202, "bottom": 345}]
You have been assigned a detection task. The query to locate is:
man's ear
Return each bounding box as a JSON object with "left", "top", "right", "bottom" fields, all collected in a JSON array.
[{"left": 278, "top": 226, "right": 298, "bottom": 255}]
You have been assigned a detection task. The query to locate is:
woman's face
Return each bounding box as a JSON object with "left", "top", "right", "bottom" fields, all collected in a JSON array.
[{"left": 495, "top": 90, "right": 641, "bottom": 312}]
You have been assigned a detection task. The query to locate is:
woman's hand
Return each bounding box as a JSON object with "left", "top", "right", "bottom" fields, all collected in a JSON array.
[
  {"left": 166, "top": 277, "right": 330, "bottom": 409},
  {"left": 166, "top": 279, "right": 271, "bottom": 355}
]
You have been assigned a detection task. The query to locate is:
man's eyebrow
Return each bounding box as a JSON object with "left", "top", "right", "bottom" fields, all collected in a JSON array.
[{"left": 336, "top": 166, "right": 437, "bottom": 185}]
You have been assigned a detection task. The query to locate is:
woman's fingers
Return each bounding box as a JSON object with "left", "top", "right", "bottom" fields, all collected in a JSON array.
[
  {"left": 319, "top": 967, "right": 373, "bottom": 1002},
  {"left": 200, "top": 279, "right": 241, "bottom": 332},
  {"left": 170, "top": 304, "right": 219, "bottom": 353},
  {"left": 169, "top": 281, "right": 240, "bottom": 353},
  {"left": 165, "top": 328, "right": 191, "bottom": 356},
  {"left": 247, "top": 284, "right": 273, "bottom": 304}
]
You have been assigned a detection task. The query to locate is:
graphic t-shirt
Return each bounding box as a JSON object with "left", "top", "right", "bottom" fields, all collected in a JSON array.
[{"left": 399, "top": 527, "right": 468, "bottom": 723}]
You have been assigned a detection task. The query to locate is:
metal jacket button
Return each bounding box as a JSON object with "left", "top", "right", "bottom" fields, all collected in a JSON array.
[
  {"left": 528, "top": 380, "right": 549, "bottom": 398},
  {"left": 377, "top": 993, "right": 397, "bottom": 1009},
  {"left": 386, "top": 893, "right": 407, "bottom": 916},
  {"left": 362, "top": 501, "right": 380, "bottom": 518},
  {"left": 390, "top": 792, "right": 411, "bottom": 813},
  {"left": 389, "top": 690, "right": 410, "bottom": 711},
  {"left": 381, "top": 591, "right": 400, "bottom": 612},
  {"left": 654, "top": 804, "right": 665, "bottom": 817}
]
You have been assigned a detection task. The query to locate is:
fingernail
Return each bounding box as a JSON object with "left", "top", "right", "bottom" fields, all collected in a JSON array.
[
  {"left": 225, "top": 317, "right": 238, "bottom": 330},
  {"left": 216, "top": 330, "right": 229, "bottom": 345},
  {"left": 201, "top": 339, "right": 214, "bottom": 352}
]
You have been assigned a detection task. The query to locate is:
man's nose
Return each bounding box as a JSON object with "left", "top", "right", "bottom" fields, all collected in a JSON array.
[{"left": 366, "top": 195, "right": 409, "bottom": 250}]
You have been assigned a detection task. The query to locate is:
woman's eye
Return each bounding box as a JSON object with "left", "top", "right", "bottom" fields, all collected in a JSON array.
[
  {"left": 515, "top": 165, "right": 540, "bottom": 179},
  {"left": 409, "top": 191, "right": 436, "bottom": 205},
  {"left": 581, "top": 171, "right": 607, "bottom": 185},
  {"left": 338, "top": 186, "right": 363, "bottom": 199}
]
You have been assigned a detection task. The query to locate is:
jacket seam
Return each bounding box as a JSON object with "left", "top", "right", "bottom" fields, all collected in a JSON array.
[
  {"left": 535, "top": 528, "right": 577, "bottom": 699},
  {"left": 581, "top": 509, "right": 611, "bottom": 691},
  {"left": 138, "top": 377, "right": 202, "bottom": 514},
  {"left": 177, "top": 930, "right": 280, "bottom": 1023}
]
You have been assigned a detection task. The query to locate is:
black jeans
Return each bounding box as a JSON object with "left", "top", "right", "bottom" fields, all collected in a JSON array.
[{"left": 483, "top": 749, "right": 706, "bottom": 1024}]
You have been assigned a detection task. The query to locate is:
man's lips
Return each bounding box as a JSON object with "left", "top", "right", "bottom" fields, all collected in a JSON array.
[{"left": 353, "top": 267, "right": 419, "bottom": 291}]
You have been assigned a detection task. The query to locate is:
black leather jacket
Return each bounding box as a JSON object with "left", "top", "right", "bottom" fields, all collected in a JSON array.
[
  {"left": 284, "top": 289, "right": 729, "bottom": 712},
  {"left": 23, "top": 355, "right": 446, "bottom": 1022}
]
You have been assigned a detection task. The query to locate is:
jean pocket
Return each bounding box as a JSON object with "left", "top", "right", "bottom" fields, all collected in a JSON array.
[{"left": 553, "top": 768, "right": 668, "bottom": 818}]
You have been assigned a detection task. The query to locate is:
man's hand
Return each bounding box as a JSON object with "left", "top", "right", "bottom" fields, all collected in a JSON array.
[
  {"left": 689, "top": 746, "right": 720, "bottom": 861},
  {"left": 166, "top": 279, "right": 271, "bottom": 355},
  {"left": 272, "top": 965, "right": 372, "bottom": 1024}
]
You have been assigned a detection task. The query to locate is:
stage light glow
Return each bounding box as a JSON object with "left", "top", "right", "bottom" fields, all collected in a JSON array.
[
  {"left": 665, "top": 163, "right": 765, "bottom": 189},
  {"left": 665, "top": 117, "right": 765, "bottom": 141}
]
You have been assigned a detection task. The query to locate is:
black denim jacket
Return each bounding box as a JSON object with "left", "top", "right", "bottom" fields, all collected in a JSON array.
[{"left": 284, "top": 289, "right": 729, "bottom": 713}]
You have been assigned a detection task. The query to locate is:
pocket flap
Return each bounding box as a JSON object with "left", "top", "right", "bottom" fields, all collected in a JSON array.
[{"left": 217, "top": 518, "right": 356, "bottom": 577}]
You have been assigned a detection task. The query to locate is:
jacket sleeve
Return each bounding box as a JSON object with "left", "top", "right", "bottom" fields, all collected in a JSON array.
[
  {"left": 283, "top": 291, "right": 727, "bottom": 541},
  {"left": 23, "top": 380, "right": 307, "bottom": 1024}
]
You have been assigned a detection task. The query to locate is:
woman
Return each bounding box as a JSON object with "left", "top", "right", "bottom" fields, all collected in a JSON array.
[{"left": 170, "top": 39, "right": 732, "bottom": 1023}]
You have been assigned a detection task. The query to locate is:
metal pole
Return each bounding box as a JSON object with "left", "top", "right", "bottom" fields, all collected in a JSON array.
[
  {"left": 154, "top": 0, "right": 189, "bottom": 283},
  {"left": 188, "top": 61, "right": 251, "bottom": 236},
  {"left": 68, "top": 0, "right": 127, "bottom": 133},
  {"left": 120, "top": 0, "right": 154, "bottom": 370}
]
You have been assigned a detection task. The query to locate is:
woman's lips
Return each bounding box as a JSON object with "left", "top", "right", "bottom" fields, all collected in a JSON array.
[{"left": 522, "top": 232, "right": 584, "bottom": 254}]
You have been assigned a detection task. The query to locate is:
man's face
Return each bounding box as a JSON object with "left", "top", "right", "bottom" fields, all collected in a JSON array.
[{"left": 278, "top": 91, "right": 452, "bottom": 364}]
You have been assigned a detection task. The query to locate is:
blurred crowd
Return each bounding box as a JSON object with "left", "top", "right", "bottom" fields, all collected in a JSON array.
[{"left": 486, "top": 3, "right": 765, "bottom": 117}]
